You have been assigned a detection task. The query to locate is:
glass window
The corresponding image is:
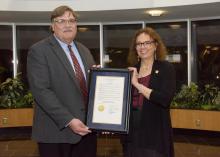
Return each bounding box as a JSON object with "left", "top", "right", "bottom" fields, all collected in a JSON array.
[
  {"left": 0, "top": 25, "right": 13, "bottom": 83},
  {"left": 76, "top": 25, "right": 100, "bottom": 64},
  {"left": 103, "top": 24, "right": 142, "bottom": 68},
  {"left": 192, "top": 20, "right": 220, "bottom": 87},
  {"left": 16, "top": 25, "right": 50, "bottom": 85},
  {"left": 146, "top": 22, "right": 188, "bottom": 91}
]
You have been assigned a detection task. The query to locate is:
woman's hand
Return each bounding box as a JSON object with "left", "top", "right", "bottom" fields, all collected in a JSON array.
[
  {"left": 128, "top": 67, "right": 139, "bottom": 87},
  {"left": 128, "top": 67, "right": 152, "bottom": 99}
]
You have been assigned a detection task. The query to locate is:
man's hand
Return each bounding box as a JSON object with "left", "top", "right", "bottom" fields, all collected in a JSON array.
[
  {"left": 92, "top": 64, "right": 101, "bottom": 68},
  {"left": 69, "top": 118, "right": 91, "bottom": 136}
]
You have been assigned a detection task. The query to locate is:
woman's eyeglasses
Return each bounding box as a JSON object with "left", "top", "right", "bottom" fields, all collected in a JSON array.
[{"left": 136, "top": 40, "right": 155, "bottom": 49}]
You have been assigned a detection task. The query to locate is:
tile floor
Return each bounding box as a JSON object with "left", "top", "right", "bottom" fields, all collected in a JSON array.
[{"left": 0, "top": 127, "right": 220, "bottom": 157}]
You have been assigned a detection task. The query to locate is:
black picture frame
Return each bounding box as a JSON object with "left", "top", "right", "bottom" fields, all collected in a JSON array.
[{"left": 86, "top": 68, "right": 131, "bottom": 134}]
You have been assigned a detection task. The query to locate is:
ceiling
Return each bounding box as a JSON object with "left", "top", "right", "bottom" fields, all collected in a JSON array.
[{"left": 0, "top": 2, "right": 220, "bottom": 23}]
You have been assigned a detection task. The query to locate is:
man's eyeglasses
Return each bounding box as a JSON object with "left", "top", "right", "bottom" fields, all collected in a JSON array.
[
  {"left": 136, "top": 40, "right": 155, "bottom": 49},
  {"left": 53, "top": 19, "right": 77, "bottom": 25}
]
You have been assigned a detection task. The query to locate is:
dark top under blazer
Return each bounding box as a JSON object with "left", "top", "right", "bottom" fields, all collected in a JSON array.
[
  {"left": 27, "top": 35, "right": 95, "bottom": 143},
  {"left": 128, "top": 60, "right": 176, "bottom": 157}
]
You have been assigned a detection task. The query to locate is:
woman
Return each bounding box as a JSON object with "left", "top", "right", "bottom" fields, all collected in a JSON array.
[{"left": 122, "top": 27, "right": 176, "bottom": 157}]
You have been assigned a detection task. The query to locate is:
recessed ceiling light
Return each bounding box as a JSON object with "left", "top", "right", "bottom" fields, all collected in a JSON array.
[
  {"left": 78, "top": 27, "right": 88, "bottom": 32},
  {"left": 169, "top": 24, "right": 181, "bottom": 29},
  {"left": 147, "top": 10, "right": 165, "bottom": 17},
  {"left": 205, "top": 45, "right": 211, "bottom": 49},
  {"left": 211, "top": 46, "right": 219, "bottom": 51}
]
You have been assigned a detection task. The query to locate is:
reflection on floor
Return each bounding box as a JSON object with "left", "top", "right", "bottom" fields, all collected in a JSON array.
[{"left": 0, "top": 127, "right": 220, "bottom": 157}]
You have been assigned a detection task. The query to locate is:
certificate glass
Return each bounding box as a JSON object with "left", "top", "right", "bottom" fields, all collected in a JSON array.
[{"left": 86, "top": 68, "right": 131, "bottom": 134}]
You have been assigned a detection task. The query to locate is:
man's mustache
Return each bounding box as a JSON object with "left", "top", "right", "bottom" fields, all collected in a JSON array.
[{"left": 63, "top": 29, "right": 73, "bottom": 32}]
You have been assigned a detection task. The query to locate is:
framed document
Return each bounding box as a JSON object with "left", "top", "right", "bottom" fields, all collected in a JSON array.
[{"left": 86, "top": 68, "right": 131, "bottom": 134}]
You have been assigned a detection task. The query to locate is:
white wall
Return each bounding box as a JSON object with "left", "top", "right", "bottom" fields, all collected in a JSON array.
[{"left": 1, "top": 0, "right": 220, "bottom": 11}]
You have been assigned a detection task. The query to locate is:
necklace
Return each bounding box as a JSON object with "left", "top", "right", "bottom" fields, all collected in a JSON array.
[{"left": 139, "top": 62, "right": 153, "bottom": 77}]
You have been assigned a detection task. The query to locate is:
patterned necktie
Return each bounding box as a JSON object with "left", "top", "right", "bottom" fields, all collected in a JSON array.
[{"left": 68, "top": 45, "right": 88, "bottom": 105}]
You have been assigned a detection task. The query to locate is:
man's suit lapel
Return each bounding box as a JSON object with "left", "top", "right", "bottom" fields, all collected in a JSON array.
[{"left": 48, "top": 35, "right": 81, "bottom": 90}]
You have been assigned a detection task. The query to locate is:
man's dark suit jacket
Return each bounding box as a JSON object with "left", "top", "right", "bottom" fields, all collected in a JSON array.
[{"left": 27, "top": 35, "right": 95, "bottom": 144}]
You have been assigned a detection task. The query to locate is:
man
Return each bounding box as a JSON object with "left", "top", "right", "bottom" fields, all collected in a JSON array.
[{"left": 27, "top": 5, "right": 97, "bottom": 157}]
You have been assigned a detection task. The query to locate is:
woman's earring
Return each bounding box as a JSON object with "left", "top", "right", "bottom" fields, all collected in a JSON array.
[
  {"left": 154, "top": 48, "right": 157, "bottom": 59},
  {"left": 137, "top": 55, "right": 140, "bottom": 62},
  {"left": 154, "top": 54, "right": 157, "bottom": 60}
]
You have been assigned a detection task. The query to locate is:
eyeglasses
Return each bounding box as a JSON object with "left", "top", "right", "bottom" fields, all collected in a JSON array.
[
  {"left": 53, "top": 19, "right": 77, "bottom": 25},
  {"left": 136, "top": 40, "right": 155, "bottom": 49}
]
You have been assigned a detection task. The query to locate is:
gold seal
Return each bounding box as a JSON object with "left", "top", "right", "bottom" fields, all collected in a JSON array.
[{"left": 98, "top": 105, "right": 105, "bottom": 112}]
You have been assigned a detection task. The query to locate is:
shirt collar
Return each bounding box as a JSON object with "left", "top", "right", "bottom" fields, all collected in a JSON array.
[{"left": 53, "top": 34, "right": 74, "bottom": 48}]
